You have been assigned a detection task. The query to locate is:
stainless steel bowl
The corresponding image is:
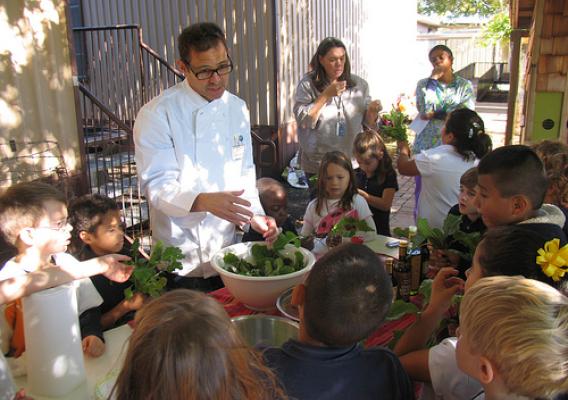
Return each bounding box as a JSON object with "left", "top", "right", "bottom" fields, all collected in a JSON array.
[
  {"left": 231, "top": 315, "right": 299, "bottom": 347},
  {"left": 276, "top": 287, "right": 300, "bottom": 322}
]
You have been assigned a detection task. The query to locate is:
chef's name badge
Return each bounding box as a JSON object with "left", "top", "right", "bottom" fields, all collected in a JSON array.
[{"left": 232, "top": 134, "right": 245, "bottom": 160}]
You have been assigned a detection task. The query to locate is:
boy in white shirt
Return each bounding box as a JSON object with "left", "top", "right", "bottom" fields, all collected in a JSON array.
[{"left": 0, "top": 182, "right": 123, "bottom": 359}]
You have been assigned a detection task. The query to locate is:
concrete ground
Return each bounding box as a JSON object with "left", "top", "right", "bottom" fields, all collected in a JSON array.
[{"left": 286, "top": 100, "right": 508, "bottom": 233}]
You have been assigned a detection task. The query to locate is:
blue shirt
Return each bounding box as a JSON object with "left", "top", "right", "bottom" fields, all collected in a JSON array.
[{"left": 264, "top": 339, "right": 414, "bottom": 400}]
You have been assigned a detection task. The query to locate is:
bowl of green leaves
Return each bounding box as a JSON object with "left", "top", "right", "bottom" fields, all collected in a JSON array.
[{"left": 210, "top": 232, "right": 316, "bottom": 310}]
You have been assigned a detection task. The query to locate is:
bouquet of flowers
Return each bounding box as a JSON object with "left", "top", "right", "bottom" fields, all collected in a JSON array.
[{"left": 379, "top": 107, "right": 411, "bottom": 142}]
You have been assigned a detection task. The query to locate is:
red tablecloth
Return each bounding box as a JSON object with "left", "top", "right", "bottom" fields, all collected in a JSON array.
[{"left": 209, "top": 287, "right": 417, "bottom": 348}]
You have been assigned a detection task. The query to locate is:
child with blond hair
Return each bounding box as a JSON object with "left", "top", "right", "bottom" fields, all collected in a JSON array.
[
  {"left": 0, "top": 182, "right": 130, "bottom": 359},
  {"left": 395, "top": 225, "right": 568, "bottom": 399},
  {"left": 458, "top": 276, "right": 568, "bottom": 400}
]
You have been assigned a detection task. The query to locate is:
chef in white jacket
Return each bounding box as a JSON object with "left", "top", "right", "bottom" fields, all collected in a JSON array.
[{"left": 134, "top": 22, "right": 278, "bottom": 291}]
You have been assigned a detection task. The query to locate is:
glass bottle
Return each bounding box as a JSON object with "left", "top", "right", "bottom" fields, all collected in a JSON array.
[
  {"left": 395, "top": 241, "right": 411, "bottom": 302},
  {"left": 385, "top": 258, "right": 398, "bottom": 302}
]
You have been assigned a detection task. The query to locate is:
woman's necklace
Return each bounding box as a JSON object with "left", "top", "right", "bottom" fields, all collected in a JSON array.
[{"left": 334, "top": 95, "right": 346, "bottom": 137}]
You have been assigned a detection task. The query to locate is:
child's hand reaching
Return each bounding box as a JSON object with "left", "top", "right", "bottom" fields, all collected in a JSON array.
[
  {"left": 300, "top": 235, "right": 314, "bottom": 250},
  {"left": 91, "top": 254, "right": 133, "bottom": 282},
  {"left": 82, "top": 335, "right": 105, "bottom": 357},
  {"left": 250, "top": 215, "right": 279, "bottom": 243},
  {"left": 428, "top": 267, "right": 464, "bottom": 317},
  {"left": 123, "top": 292, "right": 147, "bottom": 312}
]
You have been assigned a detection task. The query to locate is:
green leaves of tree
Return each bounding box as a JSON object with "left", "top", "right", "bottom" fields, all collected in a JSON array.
[
  {"left": 480, "top": 12, "right": 512, "bottom": 46},
  {"left": 418, "top": 0, "right": 504, "bottom": 18}
]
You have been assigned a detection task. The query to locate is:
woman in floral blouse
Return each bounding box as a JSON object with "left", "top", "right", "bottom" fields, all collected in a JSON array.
[
  {"left": 414, "top": 45, "right": 475, "bottom": 153},
  {"left": 412, "top": 45, "right": 475, "bottom": 216}
]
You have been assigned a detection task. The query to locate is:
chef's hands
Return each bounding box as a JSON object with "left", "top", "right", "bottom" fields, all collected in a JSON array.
[
  {"left": 192, "top": 190, "right": 254, "bottom": 227},
  {"left": 323, "top": 80, "right": 347, "bottom": 99},
  {"left": 192, "top": 191, "right": 279, "bottom": 243},
  {"left": 251, "top": 215, "right": 279, "bottom": 243}
]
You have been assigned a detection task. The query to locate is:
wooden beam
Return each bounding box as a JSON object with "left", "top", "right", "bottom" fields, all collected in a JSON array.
[
  {"left": 524, "top": 0, "right": 545, "bottom": 144},
  {"left": 511, "top": 0, "right": 520, "bottom": 29},
  {"left": 506, "top": 29, "right": 530, "bottom": 145}
]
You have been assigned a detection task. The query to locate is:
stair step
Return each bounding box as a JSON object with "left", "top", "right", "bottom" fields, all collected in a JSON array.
[
  {"left": 121, "top": 201, "right": 149, "bottom": 229},
  {"left": 83, "top": 128, "right": 129, "bottom": 149}
]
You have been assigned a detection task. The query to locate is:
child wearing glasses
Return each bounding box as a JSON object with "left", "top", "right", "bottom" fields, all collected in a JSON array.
[
  {"left": 0, "top": 182, "right": 119, "bottom": 359},
  {"left": 68, "top": 194, "right": 147, "bottom": 331}
]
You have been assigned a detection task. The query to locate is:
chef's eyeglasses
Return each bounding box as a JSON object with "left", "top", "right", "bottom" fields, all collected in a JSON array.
[{"left": 184, "top": 56, "right": 234, "bottom": 80}]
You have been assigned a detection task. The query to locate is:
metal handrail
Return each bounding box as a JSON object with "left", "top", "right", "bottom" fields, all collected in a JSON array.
[
  {"left": 78, "top": 84, "right": 133, "bottom": 134},
  {"left": 139, "top": 42, "right": 184, "bottom": 79},
  {"left": 251, "top": 129, "right": 277, "bottom": 169}
]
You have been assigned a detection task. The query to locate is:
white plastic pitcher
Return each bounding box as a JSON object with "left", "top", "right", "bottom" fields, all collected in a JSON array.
[{"left": 23, "top": 283, "right": 86, "bottom": 397}]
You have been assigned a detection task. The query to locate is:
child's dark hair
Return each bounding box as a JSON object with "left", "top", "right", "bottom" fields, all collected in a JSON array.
[
  {"left": 477, "top": 225, "right": 567, "bottom": 295},
  {"left": 315, "top": 151, "right": 358, "bottom": 215},
  {"left": 178, "top": 22, "right": 227, "bottom": 64},
  {"left": 477, "top": 145, "right": 547, "bottom": 209},
  {"left": 0, "top": 182, "right": 66, "bottom": 246},
  {"left": 531, "top": 140, "right": 568, "bottom": 207},
  {"left": 67, "top": 194, "right": 120, "bottom": 256},
  {"left": 353, "top": 130, "right": 395, "bottom": 186},
  {"left": 304, "top": 244, "right": 392, "bottom": 346},
  {"left": 257, "top": 177, "right": 286, "bottom": 206},
  {"left": 444, "top": 108, "right": 492, "bottom": 161},
  {"left": 460, "top": 167, "right": 478, "bottom": 190}
]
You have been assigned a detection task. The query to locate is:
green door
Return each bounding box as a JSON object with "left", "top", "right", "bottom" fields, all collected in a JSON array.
[{"left": 532, "top": 92, "right": 562, "bottom": 141}]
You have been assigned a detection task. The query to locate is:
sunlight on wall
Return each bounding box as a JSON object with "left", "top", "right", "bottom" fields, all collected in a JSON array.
[
  {"left": 0, "top": 1, "right": 79, "bottom": 188},
  {"left": 361, "top": 0, "right": 418, "bottom": 108}
]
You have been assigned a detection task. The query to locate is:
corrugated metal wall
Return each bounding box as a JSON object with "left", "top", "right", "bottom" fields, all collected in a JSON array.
[
  {"left": 79, "top": 0, "right": 369, "bottom": 127},
  {"left": 81, "top": 0, "right": 276, "bottom": 126},
  {"left": 275, "top": 0, "right": 366, "bottom": 123}
]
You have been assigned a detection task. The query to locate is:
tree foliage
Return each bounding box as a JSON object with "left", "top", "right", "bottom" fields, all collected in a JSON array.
[
  {"left": 418, "top": 0, "right": 504, "bottom": 18},
  {"left": 480, "top": 12, "right": 512, "bottom": 46}
]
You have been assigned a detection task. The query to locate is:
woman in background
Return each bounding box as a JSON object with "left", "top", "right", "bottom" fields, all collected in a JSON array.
[
  {"left": 413, "top": 45, "right": 475, "bottom": 217},
  {"left": 294, "top": 37, "right": 382, "bottom": 177}
]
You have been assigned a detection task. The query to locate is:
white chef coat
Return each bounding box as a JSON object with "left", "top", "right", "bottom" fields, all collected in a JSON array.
[{"left": 134, "top": 80, "right": 263, "bottom": 277}]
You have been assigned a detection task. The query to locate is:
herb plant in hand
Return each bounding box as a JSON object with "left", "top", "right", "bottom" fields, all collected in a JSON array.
[
  {"left": 379, "top": 108, "right": 410, "bottom": 143},
  {"left": 124, "top": 239, "right": 183, "bottom": 299}
]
